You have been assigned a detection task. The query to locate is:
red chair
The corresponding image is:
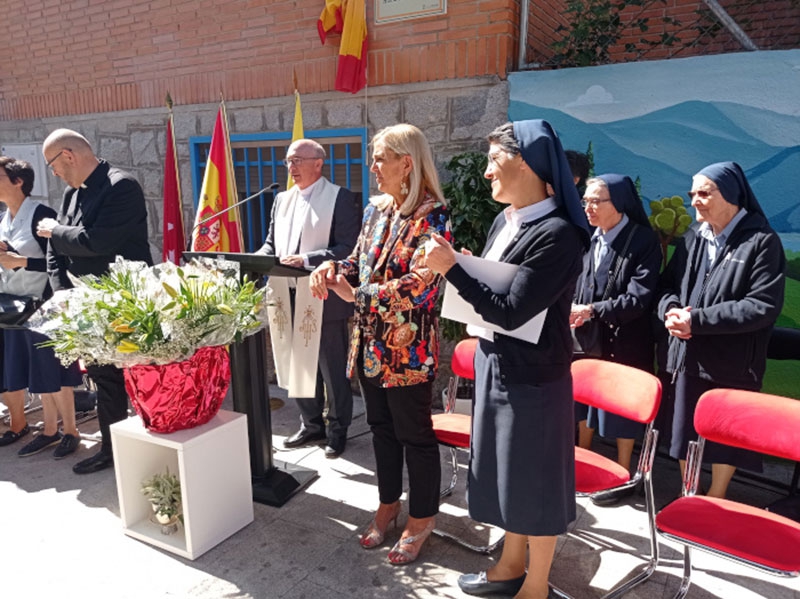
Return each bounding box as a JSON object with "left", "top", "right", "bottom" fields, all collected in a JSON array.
[
  {"left": 655, "top": 389, "right": 800, "bottom": 599},
  {"left": 563, "top": 358, "right": 663, "bottom": 599},
  {"left": 431, "top": 338, "right": 503, "bottom": 554},
  {"left": 432, "top": 337, "right": 476, "bottom": 497}
]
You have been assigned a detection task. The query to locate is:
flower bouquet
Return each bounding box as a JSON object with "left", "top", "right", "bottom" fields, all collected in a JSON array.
[{"left": 29, "top": 256, "right": 268, "bottom": 433}]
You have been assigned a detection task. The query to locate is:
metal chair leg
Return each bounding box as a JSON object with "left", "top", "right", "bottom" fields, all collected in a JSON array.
[
  {"left": 432, "top": 527, "right": 504, "bottom": 555},
  {"left": 440, "top": 446, "right": 458, "bottom": 498},
  {"left": 672, "top": 546, "right": 692, "bottom": 599}
]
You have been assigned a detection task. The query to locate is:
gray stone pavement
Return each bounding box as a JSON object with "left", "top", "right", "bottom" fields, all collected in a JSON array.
[{"left": 1, "top": 386, "right": 799, "bottom": 599}]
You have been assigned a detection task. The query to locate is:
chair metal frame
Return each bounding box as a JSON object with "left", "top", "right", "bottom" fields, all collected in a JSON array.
[
  {"left": 655, "top": 388, "right": 800, "bottom": 599},
  {"left": 432, "top": 338, "right": 504, "bottom": 555},
  {"left": 554, "top": 359, "right": 662, "bottom": 599}
]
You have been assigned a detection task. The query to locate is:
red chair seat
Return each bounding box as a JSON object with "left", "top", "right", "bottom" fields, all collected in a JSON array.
[
  {"left": 656, "top": 495, "right": 800, "bottom": 573},
  {"left": 432, "top": 413, "right": 471, "bottom": 448},
  {"left": 574, "top": 446, "right": 631, "bottom": 494}
]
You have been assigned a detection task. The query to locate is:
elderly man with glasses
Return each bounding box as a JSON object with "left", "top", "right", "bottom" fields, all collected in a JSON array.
[
  {"left": 39, "top": 128, "right": 152, "bottom": 474},
  {"left": 256, "top": 139, "right": 361, "bottom": 458}
]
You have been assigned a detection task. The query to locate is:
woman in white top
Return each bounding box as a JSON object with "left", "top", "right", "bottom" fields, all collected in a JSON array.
[{"left": 0, "top": 157, "right": 82, "bottom": 459}]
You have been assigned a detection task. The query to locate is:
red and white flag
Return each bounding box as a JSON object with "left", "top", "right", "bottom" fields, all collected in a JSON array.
[{"left": 162, "top": 110, "right": 185, "bottom": 264}]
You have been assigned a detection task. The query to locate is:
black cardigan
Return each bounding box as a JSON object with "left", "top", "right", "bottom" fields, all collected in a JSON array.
[{"left": 445, "top": 207, "right": 585, "bottom": 384}]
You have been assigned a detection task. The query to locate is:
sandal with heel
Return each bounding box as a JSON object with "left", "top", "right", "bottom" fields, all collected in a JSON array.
[
  {"left": 388, "top": 518, "right": 435, "bottom": 565},
  {"left": 360, "top": 502, "right": 401, "bottom": 549}
]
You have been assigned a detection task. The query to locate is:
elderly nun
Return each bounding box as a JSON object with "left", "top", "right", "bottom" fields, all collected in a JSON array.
[
  {"left": 572, "top": 174, "right": 662, "bottom": 484},
  {"left": 658, "top": 161, "right": 785, "bottom": 499}
]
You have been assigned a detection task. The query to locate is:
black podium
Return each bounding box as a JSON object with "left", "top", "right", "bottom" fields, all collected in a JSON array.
[{"left": 184, "top": 252, "right": 318, "bottom": 506}]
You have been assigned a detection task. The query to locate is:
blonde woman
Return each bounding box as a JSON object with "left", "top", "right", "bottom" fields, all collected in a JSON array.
[{"left": 310, "top": 124, "right": 451, "bottom": 565}]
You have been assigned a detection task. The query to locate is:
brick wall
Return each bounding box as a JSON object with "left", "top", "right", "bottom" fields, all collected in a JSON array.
[
  {"left": 526, "top": 0, "right": 800, "bottom": 67},
  {"left": 0, "top": 0, "right": 518, "bottom": 121}
]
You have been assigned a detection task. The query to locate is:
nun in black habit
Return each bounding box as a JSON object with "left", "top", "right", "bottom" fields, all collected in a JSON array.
[
  {"left": 426, "top": 120, "right": 589, "bottom": 599},
  {"left": 658, "top": 161, "right": 785, "bottom": 499},
  {"left": 572, "top": 174, "right": 662, "bottom": 474}
]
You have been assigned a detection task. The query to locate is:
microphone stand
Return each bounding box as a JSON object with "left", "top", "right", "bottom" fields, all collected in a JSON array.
[{"left": 188, "top": 182, "right": 279, "bottom": 251}]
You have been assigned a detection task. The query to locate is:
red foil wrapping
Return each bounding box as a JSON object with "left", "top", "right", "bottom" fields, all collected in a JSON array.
[{"left": 124, "top": 345, "right": 230, "bottom": 434}]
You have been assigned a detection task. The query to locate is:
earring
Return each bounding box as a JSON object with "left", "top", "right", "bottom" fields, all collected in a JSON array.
[{"left": 400, "top": 178, "right": 409, "bottom": 197}]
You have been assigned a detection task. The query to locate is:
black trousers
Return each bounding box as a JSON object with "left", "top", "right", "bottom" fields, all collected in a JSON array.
[
  {"left": 295, "top": 318, "right": 353, "bottom": 443},
  {"left": 86, "top": 363, "right": 129, "bottom": 453},
  {"left": 359, "top": 374, "right": 440, "bottom": 519}
]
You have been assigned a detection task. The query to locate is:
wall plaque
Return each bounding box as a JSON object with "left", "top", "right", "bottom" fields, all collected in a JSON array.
[{"left": 375, "top": 0, "right": 446, "bottom": 24}]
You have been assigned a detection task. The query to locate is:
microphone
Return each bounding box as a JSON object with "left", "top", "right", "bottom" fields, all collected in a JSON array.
[{"left": 191, "top": 182, "right": 279, "bottom": 233}]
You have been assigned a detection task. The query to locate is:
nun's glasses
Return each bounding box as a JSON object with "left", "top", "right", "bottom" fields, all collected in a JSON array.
[{"left": 688, "top": 187, "right": 718, "bottom": 200}]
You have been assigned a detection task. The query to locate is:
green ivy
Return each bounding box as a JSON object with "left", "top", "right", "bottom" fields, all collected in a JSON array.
[{"left": 550, "top": 0, "right": 683, "bottom": 67}]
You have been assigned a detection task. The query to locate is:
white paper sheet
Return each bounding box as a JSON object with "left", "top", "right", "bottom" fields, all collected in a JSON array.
[{"left": 441, "top": 253, "right": 547, "bottom": 343}]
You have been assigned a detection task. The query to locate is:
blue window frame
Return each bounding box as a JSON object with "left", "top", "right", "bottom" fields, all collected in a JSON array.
[{"left": 189, "top": 127, "right": 369, "bottom": 252}]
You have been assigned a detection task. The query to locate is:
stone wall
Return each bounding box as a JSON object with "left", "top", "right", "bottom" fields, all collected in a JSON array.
[
  {"left": 0, "top": 77, "right": 507, "bottom": 402},
  {"left": 0, "top": 76, "right": 508, "bottom": 260}
]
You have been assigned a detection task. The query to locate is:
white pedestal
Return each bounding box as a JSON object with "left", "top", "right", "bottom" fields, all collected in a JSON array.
[{"left": 110, "top": 410, "right": 254, "bottom": 560}]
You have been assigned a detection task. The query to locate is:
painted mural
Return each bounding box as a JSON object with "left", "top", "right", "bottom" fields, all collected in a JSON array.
[
  {"left": 509, "top": 49, "right": 800, "bottom": 395},
  {"left": 509, "top": 49, "right": 800, "bottom": 251}
]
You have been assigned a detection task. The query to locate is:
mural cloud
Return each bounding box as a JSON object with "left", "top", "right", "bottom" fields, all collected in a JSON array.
[{"left": 566, "top": 85, "right": 616, "bottom": 107}]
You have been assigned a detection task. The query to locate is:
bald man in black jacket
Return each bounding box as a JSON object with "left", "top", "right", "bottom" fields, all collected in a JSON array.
[{"left": 40, "top": 128, "right": 152, "bottom": 474}]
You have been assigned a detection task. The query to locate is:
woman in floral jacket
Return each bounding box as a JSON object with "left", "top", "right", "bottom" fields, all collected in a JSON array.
[{"left": 310, "top": 123, "right": 450, "bottom": 565}]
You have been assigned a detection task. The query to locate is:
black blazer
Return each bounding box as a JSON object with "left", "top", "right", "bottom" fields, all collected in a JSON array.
[
  {"left": 47, "top": 161, "right": 152, "bottom": 290},
  {"left": 258, "top": 181, "right": 362, "bottom": 322}
]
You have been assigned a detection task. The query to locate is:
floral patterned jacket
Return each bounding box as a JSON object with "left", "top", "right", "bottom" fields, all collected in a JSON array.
[{"left": 335, "top": 193, "right": 451, "bottom": 387}]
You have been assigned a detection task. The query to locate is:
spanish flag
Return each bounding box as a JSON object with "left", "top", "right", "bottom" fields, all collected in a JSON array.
[
  {"left": 162, "top": 104, "right": 185, "bottom": 264},
  {"left": 318, "top": 0, "right": 367, "bottom": 94},
  {"left": 191, "top": 103, "right": 244, "bottom": 253}
]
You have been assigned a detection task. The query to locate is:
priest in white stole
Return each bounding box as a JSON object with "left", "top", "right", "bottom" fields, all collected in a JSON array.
[{"left": 256, "top": 139, "right": 362, "bottom": 458}]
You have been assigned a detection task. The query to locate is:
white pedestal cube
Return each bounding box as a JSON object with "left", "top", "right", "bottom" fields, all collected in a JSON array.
[{"left": 110, "top": 410, "right": 253, "bottom": 560}]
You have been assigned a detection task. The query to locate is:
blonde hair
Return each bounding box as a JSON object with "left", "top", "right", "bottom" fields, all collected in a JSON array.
[{"left": 370, "top": 124, "right": 444, "bottom": 216}]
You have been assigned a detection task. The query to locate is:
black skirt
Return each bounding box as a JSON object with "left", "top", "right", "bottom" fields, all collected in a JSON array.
[
  {"left": 666, "top": 372, "right": 762, "bottom": 472},
  {"left": 468, "top": 340, "right": 576, "bottom": 536}
]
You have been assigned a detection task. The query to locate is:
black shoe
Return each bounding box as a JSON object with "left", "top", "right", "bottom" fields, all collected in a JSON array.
[
  {"left": 72, "top": 449, "right": 114, "bottom": 474},
  {"left": 457, "top": 571, "right": 526, "bottom": 596},
  {"left": 325, "top": 440, "right": 346, "bottom": 459},
  {"left": 591, "top": 485, "right": 635, "bottom": 507},
  {"left": 53, "top": 434, "right": 81, "bottom": 460},
  {"left": 18, "top": 432, "right": 63, "bottom": 457},
  {"left": 283, "top": 429, "right": 326, "bottom": 449},
  {"left": 0, "top": 424, "right": 30, "bottom": 447}
]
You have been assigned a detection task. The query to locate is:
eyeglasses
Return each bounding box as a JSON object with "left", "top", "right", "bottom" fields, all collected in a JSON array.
[
  {"left": 581, "top": 198, "right": 612, "bottom": 208},
  {"left": 283, "top": 156, "right": 319, "bottom": 168},
  {"left": 487, "top": 151, "right": 515, "bottom": 166},
  {"left": 46, "top": 148, "right": 69, "bottom": 171},
  {"left": 687, "top": 187, "right": 717, "bottom": 200}
]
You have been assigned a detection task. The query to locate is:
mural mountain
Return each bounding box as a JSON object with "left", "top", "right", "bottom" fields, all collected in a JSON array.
[{"left": 509, "top": 100, "right": 800, "bottom": 237}]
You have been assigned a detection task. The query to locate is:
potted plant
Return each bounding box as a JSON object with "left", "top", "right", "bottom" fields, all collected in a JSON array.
[
  {"left": 29, "top": 256, "right": 268, "bottom": 433},
  {"left": 141, "top": 468, "right": 182, "bottom": 534}
]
